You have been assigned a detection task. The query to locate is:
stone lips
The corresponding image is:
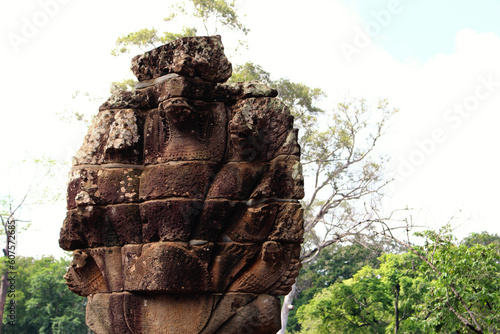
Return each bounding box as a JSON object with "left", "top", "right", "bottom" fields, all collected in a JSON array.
[{"left": 60, "top": 36, "right": 304, "bottom": 334}]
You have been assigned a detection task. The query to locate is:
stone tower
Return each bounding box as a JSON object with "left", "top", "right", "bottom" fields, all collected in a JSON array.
[{"left": 59, "top": 36, "right": 304, "bottom": 334}]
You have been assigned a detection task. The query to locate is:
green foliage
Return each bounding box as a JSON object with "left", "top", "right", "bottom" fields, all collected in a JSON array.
[
  {"left": 162, "top": 26, "right": 198, "bottom": 44},
  {"left": 2, "top": 256, "right": 87, "bottom": 334},
  {"left": 377, "top": 252, "right": 427, "bottom": 334},
  {"left": 297, "top": 265, "right": 392, "bottom": 334},
  {"left": 230, "top": 62, "right": 271, "bottom": 83},
  {"left": 274, "top": 79, "right": 326, "bottom": 153},
  {"left": 413, "top": 227, "right": 500, "bottom": 333},
  {"left": 274, "top": 79, "right": 326, "bottom": 117},
  {"left": 187, "top": 0, "right": 249, "bottom": 34},
  {"left": 303, "top": 244, "right": 383, "bottom": 288},
  {"left": 461, "top": 231, "right": 500, "bottom": 248},
  {"left": 288, "top": 243, "right": 383, "bottom": 332},
  {"left": 111, "top": 26, "right": 198, "bottom": 55},
  {"left": 111, "top": 0, "right": 248, "bottom": 56},
  {"left": 110, "top": 78, "right": 137, "bottom": 93},
  {"left": 1, "top": 256, "right": 33, "bottom": 333},
  {"left": 232, "top": 61, "right": 326, "bottom": 114},
  {"left": 296, "top": 251, "right": 426, "bottom": 334},
  {"left": 296, "top": 229, "right": 500, "bottom": 334},
  {"left": 111, "top": 28, "right": 162, "bottom": 56}
]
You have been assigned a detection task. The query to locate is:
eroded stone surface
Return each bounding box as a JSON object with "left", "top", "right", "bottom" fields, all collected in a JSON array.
[
  {"left": 227, "top": 97, "right": 299, "bottom": 162},
  {"left": 131, "top": 36, "right": 232, "bottom": 82},
  {"left": 63, "top": 241, "right": 301, "bottom": 296},
  {"left": 86, "top": 292, "right": 281, "bottom": 334},
  {"left": 60, "top": 200, "right": 305, "bottom": 251},
  {"left": 73, "top": 109, "right": 144, "bottom": 165},
  {"left": 67, "top": 168, "right": 141, "bottom": 209},
  {"left": 144, "top": 99, "right": 227, "bottom": 163},
  {"left": 123, "top": 242, "right": 213, "bottom": 293},
  {"left": 60, "top": 35, "right": 304, "bottom": 334}
]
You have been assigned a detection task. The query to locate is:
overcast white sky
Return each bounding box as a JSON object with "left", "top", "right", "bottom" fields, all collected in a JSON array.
[{"left": 1, "top": 0, "right": 500, "bottom": 257}]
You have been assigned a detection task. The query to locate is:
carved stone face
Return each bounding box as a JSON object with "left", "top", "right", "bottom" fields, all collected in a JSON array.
[
  {"left": 261, "top": 241, "right": 281, "bottom": 261},
  {"left": 59, "top": 36, "right": 304, "bottom": 334},
  {"left": 144, "top": 98, "right": 227, "bottom": 163},
  {"left": 63, "top": 250, "right": 107, "bottom": 296}
]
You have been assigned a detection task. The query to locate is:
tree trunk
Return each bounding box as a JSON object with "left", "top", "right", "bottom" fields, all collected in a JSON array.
[
  {"left": 0, "top": 273, "right": 8, "bottom": 333},
  {"left": 0, "top": 215, "right": 14, "bottom": 334},
  {"left": 278, "top": 283, "right": 297, "bottom": 334},
  {"left": 0, "top": 246, "right": 9, "bottom": 333},
  {"left": 394, "top": 283, "right": 400, "bottom": 334}
]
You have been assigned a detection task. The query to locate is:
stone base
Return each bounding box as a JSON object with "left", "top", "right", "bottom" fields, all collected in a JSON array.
[{"left": 86, "top": 292, "right": 281, "bottom": 334}]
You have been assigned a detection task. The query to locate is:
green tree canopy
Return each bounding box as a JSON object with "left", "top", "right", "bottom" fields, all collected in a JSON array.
[
  {"left": 296, "top": 251, "right": 426, "bottom": 334},
  {"left": 297, "top": 264, "right": 392, "bottom": 334},
  {"left": 287, "top": 243, "right": 384, "bottom": 332},
  {"left": 413, "top": 228, "right": 500, "bottom": 333},
  {"left": 461, "top": 231, "right": 500, "bottom": 248},
  {"left": 2, "top": 256, "right": 87, "bottom": 334},
  {"left": 296, "top": 226, "right": 500, "bottom": 334}
]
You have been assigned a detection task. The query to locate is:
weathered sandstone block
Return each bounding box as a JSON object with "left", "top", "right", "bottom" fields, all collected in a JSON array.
[
  {"left": 139, "top": 162, "right": 217, "bottom": 200},
  {"left": 140, "top": 199, "right": 203, "bottom": 242},
  {"left": 144, "top": 99, "right": 227, "bottom": 163},
  {"left": 72, "top": 109, "right": 145, "bottom": 165},
  {"left": 67, "top": 168, "right": 141, "bottom": 209},
  {"left": 86, "top": 292, "right": 281, "bottom": 334},
  {"left": 131, "top": 35, "right": 232, "bottom": 82}
]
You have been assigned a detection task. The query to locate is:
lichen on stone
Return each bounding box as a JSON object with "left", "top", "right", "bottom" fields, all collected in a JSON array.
[{"left": 105, "top": 109, "right": 139, "bottom": 150}]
